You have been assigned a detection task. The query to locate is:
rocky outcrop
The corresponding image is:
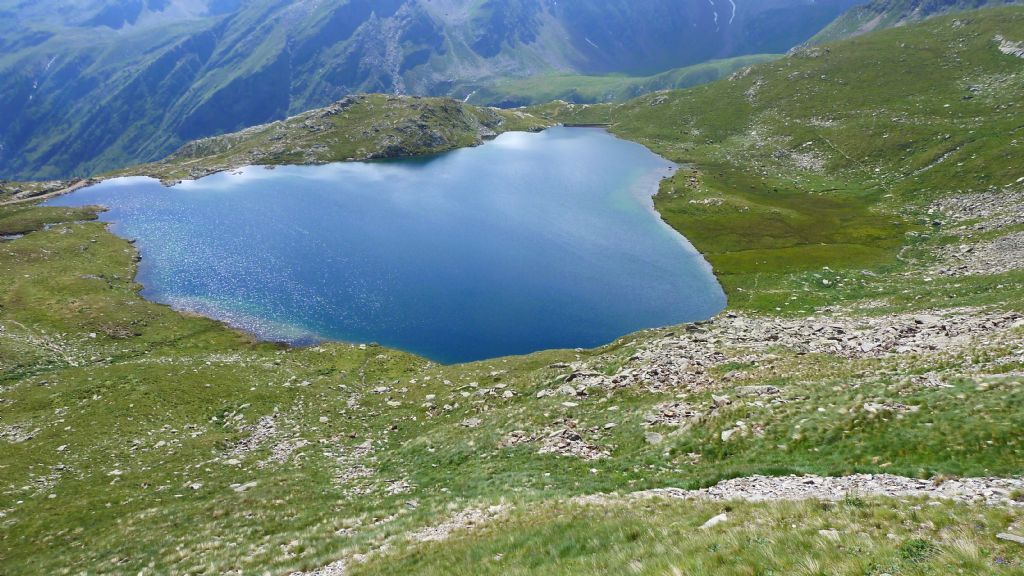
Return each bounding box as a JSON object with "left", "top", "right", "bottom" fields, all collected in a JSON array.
[
  {"left": 129, "top": 95, "right": 549, "bottom": 183},
  {"left": 996, "top": 34, "right": 1024, "bottom": 58}
]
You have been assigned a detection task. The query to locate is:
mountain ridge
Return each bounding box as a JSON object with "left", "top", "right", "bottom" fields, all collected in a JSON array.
[
  {"left": 809, "top": 0, "right": 1022, "bottom": 44},
  {"left": 0, "top": 0, "right": 858, "bottom": 180}
]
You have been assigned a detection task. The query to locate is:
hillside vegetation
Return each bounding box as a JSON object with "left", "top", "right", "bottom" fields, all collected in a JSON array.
[
  {"left": 466, "top": 54, "right": 781, "bottom": 107},
  {"left": 531, "top": 5, "right": 1024, "bottom": 312},
  {"left": 1, "top": 6, "right": 1023, "bottom": 575},
  {"left": 0, "top": 0, "right": 856, "bottom": 180},
  {"left": 118, "top": 94, "right": 550, "bottom": 183},
  {"left": 810, "top": 0, "right": 1021, "bottom": 44}
]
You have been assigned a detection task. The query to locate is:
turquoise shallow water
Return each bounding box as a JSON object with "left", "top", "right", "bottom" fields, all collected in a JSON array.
[{"left": 48, "top": 127, "right": 726, "bottom": 363}]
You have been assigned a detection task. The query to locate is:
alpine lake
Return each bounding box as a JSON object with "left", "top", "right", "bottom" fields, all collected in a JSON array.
[{"left": 48, "top": 127, "right": 726, "bottom": 363}]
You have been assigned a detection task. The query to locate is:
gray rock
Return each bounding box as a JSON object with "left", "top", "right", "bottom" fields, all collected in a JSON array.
[
  {"left": 231, "top": 481, "right": 257, "bottom": 493},
  {"left": 644, "top": 432, "right": 664, "bottom": 445},
  {"left": 736, "top": 385, "right": 780, "bottom": 397}
]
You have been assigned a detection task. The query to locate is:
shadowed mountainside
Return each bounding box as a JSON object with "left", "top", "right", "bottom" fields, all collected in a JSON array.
[{"left": 0, "top": 0, "right": 859, "bottom": 179}]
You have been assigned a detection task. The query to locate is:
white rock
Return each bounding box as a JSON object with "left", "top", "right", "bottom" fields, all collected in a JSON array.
[
  {"left": 998, "top": 533, "right": 1024, "bottom": 545},
  {"left": 232, "top": 481, "right": 258, "bottom": 493},
  {"left": 700, "top": 513, "right": 728, "bottom": 529}
]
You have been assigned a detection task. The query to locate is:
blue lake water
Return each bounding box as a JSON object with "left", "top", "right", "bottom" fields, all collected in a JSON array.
[{"left": 48, "top": 127, "right": 725, "bottom": 363}]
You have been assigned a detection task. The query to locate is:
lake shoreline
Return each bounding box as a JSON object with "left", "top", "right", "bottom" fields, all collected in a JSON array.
[{"left": 46, "top": 128, "right": 726, "bottom": 364}]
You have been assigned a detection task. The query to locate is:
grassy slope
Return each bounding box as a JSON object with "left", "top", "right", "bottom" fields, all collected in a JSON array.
[
  {"left": 359, "top": 498, "right": 1020, "bottom": 575},
  {"left": 530, "top": 6, "right": 1024, "bottom": 313},
  {"left": 465, "top": 54, "right": 782, "bottom": 107},
  {"left": 809, "top": 0, "right": 1022, "bottom": 45},
  {"left": 118, "top": 94, "right": 551, "bottom": 183},
  {"left": 1, "top": 7, "right": 1023, "bottom": 575}
]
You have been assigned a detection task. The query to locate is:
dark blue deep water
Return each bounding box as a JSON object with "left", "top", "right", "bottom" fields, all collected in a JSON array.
[{"left": 48, "top": 128, "right": 725, "bottom": 363}]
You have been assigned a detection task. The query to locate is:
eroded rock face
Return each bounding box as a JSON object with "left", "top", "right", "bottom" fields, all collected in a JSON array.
[{"left": 518, "top": 300, "right": 1019, "bottom": 460}]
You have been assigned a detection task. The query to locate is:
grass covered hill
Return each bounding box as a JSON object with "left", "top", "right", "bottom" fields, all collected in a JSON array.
[
  {"left": 118, "top": 94, "right": 551, "bottom": 183},
  {"left": 1, "top": 6, "right": 1023, "bottom": 575},
  {"left": 0, "top": 0, "right": 857, "bottom": 181},
  {"left": 465, "top": 54, "right": 781, "bottom": 107},
  {"left": 809, "top": 0, "right": 1023, "bottom": 44},
  {"left": 530, "top": 5, "right": 1024, "bottom": 312}
]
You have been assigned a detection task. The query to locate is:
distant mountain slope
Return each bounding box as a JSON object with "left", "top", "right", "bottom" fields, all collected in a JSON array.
[
  {"left": 810, "top": 0, "right": 1021, "bottom": 44},
  {"left": 0, "top": 0, "right": 859, "bottom": 180},
  {"left": 467, "top": 54, "right": 782, "bottom": 107}
]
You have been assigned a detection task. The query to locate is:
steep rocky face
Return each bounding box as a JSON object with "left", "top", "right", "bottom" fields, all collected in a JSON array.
[{"left": 0, "top": 0, "right": 860, "bottom": 179}]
